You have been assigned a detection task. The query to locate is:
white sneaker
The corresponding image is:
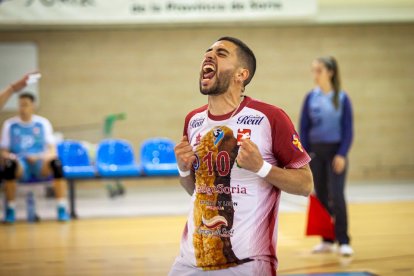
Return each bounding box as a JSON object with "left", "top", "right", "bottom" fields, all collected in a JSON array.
[
  {"left": 312, "top": 242, "right": 335, "bottom": 253},
  {"left": 339, "top": 244, "right": 354, "bottom": 256}
]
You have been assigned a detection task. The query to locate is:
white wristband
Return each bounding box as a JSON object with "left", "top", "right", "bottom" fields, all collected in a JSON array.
[
  {"left": 256, "top": 161, "right": 272, "bottom": 178},
  {"left": 178, "top": 167, "right": 191, "bottom": 177}
]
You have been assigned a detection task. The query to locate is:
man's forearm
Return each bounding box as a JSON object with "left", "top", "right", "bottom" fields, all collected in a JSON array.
[
  {"left": 0, "top": 86, "right": 14, "bottom": 110},
  {"left": 180, "top": 174, "right": 195, "bottom": 196},
  {"left": 264, "top": 164, "right": 313, "bottom": 196}
]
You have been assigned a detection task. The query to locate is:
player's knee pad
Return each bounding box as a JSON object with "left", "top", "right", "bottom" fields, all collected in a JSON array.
[
  {"left": 50, "top": 159, "right": 64, "bottom": 179},
  {"left": 3, "top": 159, "right": 17, "bottom": 180}
]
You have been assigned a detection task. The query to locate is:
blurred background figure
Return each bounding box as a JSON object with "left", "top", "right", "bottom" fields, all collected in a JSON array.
[
  {"left": 300, "top": 56, "right": 354, "bottom": 256},
  {"left": 0, "top": 93, "right": 69, "bottom": 223}
]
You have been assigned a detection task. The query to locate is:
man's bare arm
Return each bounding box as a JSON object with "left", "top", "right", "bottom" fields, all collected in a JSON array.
[
  {"left": 0, "top": 73, "right": 32, "bottom": 110},
  {"left": 237, "top": 139, "right": 313, "bottom": 197},
  {"left": 0, "top": 86, "right": 15, "bottom": 110},
  {"left": 264, "top": 164, "right": 313, "bottom": 196},
  {"left": 180, "top": 174, "right": 195, "bottom": 196}
]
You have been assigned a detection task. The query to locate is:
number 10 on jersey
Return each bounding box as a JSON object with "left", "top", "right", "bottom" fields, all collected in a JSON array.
[{"left": 193, "top": 151, "right": 232, "bottom": 177}]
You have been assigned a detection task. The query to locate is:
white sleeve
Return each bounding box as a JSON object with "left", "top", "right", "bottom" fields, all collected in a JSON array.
[
  {"left": 0, "top": 121, "right": 11, "bottom": 150},
  {"left": 43, "top": 119, "right": 55, "bottom": 146}
]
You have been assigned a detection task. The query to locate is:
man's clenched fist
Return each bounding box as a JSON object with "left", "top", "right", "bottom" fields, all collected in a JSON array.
[
  {"left": 236, "top": 139, "right": 264, "bottom": 173},
  {"left": 174, "top": 136, "right": 196, "bottom": 172}
]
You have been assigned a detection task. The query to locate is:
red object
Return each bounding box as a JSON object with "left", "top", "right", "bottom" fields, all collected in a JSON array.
[
  {"left": 305, "top": 194, "right": 335, "bottom": 240},
  {"left": 237, "top": 129, "right": 251, "bottom": 145}
]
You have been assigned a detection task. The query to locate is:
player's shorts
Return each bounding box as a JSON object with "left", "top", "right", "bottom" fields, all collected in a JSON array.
[
  {"left": 18, "top": 157, "right": 44, "bottom": 182},
  {"left": 168, "top": 257, "right": 276, "bottom": 276}
]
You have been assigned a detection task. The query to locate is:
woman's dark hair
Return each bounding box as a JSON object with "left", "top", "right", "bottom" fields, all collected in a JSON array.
[{"left": 317, "top": 56, "right": 341, "bottom": 109}]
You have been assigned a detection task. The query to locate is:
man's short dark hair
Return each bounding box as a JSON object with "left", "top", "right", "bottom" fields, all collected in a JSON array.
[
  {"left": 217, "top": 36, "right": 256, "bottom": 87},
  {"left": 19, "top": 92, "right": 36, "bottom": 102}
]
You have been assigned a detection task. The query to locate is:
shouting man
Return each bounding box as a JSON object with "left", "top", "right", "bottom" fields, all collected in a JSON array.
[{"left": 170, "top": 37, "right": 313, "bottom": 276}]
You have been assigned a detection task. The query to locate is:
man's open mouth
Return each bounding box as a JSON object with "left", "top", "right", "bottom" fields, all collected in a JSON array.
[{"left": 202, "top": 63, "right": 216, "bottom": 80}]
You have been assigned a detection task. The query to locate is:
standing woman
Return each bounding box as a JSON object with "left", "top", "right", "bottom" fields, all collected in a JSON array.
[{"left": 300, "top": 56, "right": 354, "bottom": 256}]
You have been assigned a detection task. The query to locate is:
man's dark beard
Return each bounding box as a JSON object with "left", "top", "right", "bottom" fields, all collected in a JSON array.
[{"left": 199, "top": 69, "right": 233, "bottom": 96}]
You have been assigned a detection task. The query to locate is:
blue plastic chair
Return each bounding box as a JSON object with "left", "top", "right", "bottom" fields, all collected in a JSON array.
[
  {"left": 96, "top": 139, "right": 141, "bottom": 177},
  {"left": 57, "top": 140, "right": 96, "bottom": 179},
  {"left": 140, "top": 138, "right": 179, "bottom": 176}
]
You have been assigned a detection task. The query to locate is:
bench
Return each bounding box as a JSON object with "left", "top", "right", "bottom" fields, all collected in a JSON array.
[{"left": 58, "top": 138, "right": 178, "bottom": 219}]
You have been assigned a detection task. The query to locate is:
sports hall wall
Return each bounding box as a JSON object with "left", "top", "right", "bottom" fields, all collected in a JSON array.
[{"left": 0, "top": 23, "right": 413, "bottom": 180}]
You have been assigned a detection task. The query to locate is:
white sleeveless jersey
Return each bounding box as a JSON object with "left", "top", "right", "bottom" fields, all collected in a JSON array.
[{"left": 178, "top": 96, "right": 310, "bottom": 271}]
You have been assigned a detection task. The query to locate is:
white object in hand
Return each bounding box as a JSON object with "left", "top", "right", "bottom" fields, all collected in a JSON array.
[{"left": 26, "top": 73, "right": 42, "bottom": 85}]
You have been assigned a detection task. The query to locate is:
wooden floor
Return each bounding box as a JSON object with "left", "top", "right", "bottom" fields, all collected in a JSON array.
[{"left": 0, "top": 201, "right": 413, "bottom": 276}]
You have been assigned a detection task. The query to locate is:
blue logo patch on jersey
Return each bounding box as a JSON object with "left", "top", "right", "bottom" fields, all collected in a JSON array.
[{"left": 213, "top": 128, "right": 224, "bottom": 145}]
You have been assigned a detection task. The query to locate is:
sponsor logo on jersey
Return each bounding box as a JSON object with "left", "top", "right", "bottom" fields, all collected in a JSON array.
[
  {"left": 292, "top": 134, "right": 304, "bottom": 152},
  {"left": 197, "top": 227, "right": 234, "bottom": 238},
  {"left": 213, "top": 128, "right": 224, "bottom": 145},
  {"left": 199, "top": 200, "right": 237, "bottom": 211},
  {"left": 202, "top": 215, "right": 228, "bottom": 229},
  {"left": 203, "top": 201, "right": 225, "bottom": 211},
  {"left": 189, "top": 118, "right": 205, "bottom": 129},
  {"left": 206, "top": 206, "right": 225, "bottom": 211},
  {"left": 237, "top": 128, "right": 251, "bottom": 146},
  {"left": 21, "top": 135, "right": 35, "bottom": 150},
  {"left": 217, "top": 200, "right": 237, "bottom": 207},
  {"left": 196, "top": 184, "right": 247, "bottom": 195},
  {"left": 200, "top": 200, "right": 214, "bottom": 206},
  {"left": 236, "top": 115, "right": 264, "bottom": 125}
]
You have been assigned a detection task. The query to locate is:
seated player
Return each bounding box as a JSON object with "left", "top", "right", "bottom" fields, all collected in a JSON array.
[{"left": 1, "top": 93, "right": 69, "bottom": 223}]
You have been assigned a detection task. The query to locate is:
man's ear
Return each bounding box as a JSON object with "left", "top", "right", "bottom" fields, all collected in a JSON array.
[{"left": 236, "top": 68, "right": 249, "bottom": 84}]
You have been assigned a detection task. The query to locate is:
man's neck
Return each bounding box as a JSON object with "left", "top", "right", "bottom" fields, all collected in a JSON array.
[
  {"left": 20, "top": 114, "right": 32, "bottom": 123},
  {"left": 208, "top": 88, "right": 242, "bottom": 116}
]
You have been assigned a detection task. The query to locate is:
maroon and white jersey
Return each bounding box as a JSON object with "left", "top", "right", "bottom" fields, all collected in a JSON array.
[{"left": 178, "top": 96, "right": 310, "bottom": 271}]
